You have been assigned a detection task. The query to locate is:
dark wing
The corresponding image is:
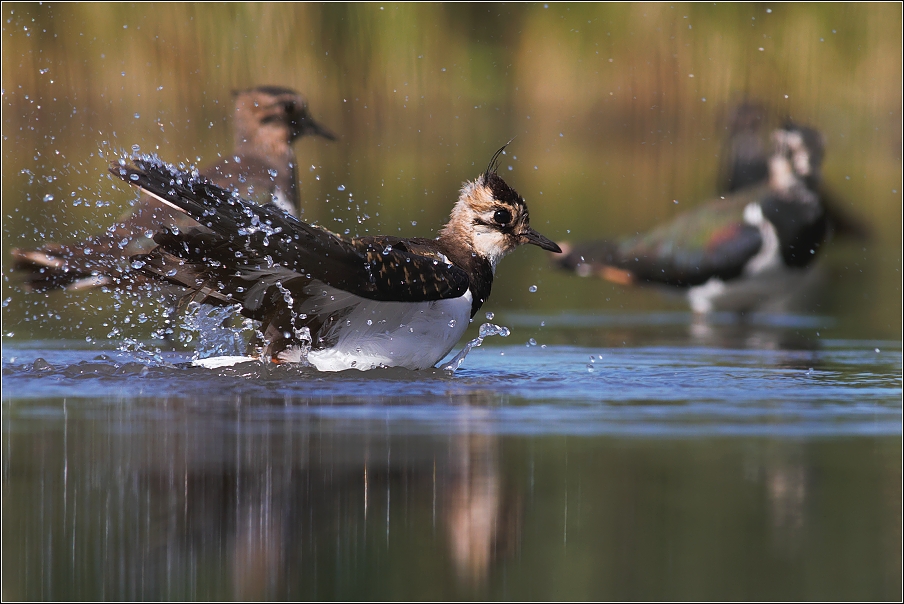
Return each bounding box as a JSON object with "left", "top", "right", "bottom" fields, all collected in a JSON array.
[
  {"left": 9, "top": 153, "right": 277, "bottom": 293},
  {"left": 556, "top": 195, "right": 765, "bottom": 288},
  {"left": 110, "top": 155, "right": 470, "bottom": 304},
  {"left": 204, "top": 153, "right": 296, "bottom": 211}
]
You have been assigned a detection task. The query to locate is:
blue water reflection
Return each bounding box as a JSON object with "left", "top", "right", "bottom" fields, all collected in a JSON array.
[{"left": 3, "top": 316, "right": 901, "bottom": 599}]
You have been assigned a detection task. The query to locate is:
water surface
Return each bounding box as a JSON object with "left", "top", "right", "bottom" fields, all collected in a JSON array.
[{"left": 3, "top": 313, "right": 901, "bottom": 600}]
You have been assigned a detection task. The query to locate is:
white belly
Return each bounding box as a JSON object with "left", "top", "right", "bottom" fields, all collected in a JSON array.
[
  {"left": 686, "top": 266, "right": 816, "bottom": 313},
  {"left": 304, "top": 289, "right": 474, "bottom": 372}
]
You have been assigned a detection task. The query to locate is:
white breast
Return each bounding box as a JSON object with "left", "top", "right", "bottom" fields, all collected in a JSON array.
[
  {"left": 299, "top": 286, "right": 474, "bottom": 371},
  {"left": 742, "top": 202, "right": 782, "bottom": 275}
]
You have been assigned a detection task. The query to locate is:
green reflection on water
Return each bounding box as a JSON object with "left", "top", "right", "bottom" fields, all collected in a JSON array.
[{"left": 2, "top": 402, "right": 901, "bottom": 600}]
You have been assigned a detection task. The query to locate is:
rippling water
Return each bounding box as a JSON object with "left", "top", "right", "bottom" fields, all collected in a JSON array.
[
  {"left": 3, "top": 334, "right": 900, "bottom": 436},
  {"left": 2, "top": 313, "right": 901, "bottom": 600}
]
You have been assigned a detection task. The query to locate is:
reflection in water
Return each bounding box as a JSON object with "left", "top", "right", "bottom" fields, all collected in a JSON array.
[
  {"left": 767, "top": 461, "right": 807, "bottom": 540},
  {"left": 2, "top": 389, "right": 900, "bottom": 600},
  {"left": 686, "top": 312, "right": 823, "bottom": 353},
  {"left": 506, "top": 309, "right": 833, "bottom": 354},
  {"left": 745, "top": 444, "right": 809, "bottom": 558},
  {"left": 3, "top": 394, "right": 519, "bottom": 599},
  {"left": 443, "top": 431, "right": 519, "bottom": 586}
]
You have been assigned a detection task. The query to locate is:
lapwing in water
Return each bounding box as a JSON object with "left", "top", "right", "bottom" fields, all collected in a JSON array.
[
  {"left": 555, "top": 124, "right": 831, "bottom": 313},
  {"left": 108, "top": 145, "right": 561, "bottom": 371}
]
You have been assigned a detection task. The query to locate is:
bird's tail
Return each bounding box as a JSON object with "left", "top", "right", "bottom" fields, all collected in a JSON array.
[
  {"left": 10, "top": 236, "right": 128, "bottom": 292},
  {"left": 551, "top": 239, "right": 635, "bottom": 285}
]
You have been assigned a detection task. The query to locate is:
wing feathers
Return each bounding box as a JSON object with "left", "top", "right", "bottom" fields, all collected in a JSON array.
[
  {"left": 109, "top": 155, "right": 470, "bottom": 303},
  {"left": 556, "top": 200, "right": 765, "bottom": 287}
]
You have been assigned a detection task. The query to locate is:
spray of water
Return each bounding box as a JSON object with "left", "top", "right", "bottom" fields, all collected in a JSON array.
[
  {"left": 180, "top": 302, "right": 251, "bottom": 360},
  {"left": 440, "top": 322, "right": 510, "bottom": 374}
]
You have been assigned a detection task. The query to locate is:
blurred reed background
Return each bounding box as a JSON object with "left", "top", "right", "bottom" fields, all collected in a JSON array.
[{"left": 2, "top": 3, "right": 901, "bottom": 341}]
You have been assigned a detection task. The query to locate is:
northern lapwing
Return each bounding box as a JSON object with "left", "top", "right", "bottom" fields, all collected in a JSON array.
[{"left": 109, "top": 146, "right": 561, "bottom": 371}]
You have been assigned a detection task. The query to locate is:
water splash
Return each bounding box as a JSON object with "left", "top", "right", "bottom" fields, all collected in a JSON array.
[
  {"left": 440, "top": 322, "right": 510, "bottom": 374},
  {"left": 115, "top": 337, "right": 169, "bottom": 367},
  {"left": 180, "top": 302, "right": 251, "bottom": 360}
]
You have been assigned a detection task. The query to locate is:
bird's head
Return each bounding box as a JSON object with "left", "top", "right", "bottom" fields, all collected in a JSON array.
[
  {"left": 233, "top": 86, "right": 337, "bottom": 149},
  {"left": 769, "top": 123, "right": 825, "bottom": 191},
  {"left": 440, "top": 145, "right": 561, "bottom": 271}
]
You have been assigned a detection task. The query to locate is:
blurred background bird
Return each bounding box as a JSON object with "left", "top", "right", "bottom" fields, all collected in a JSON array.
[
  {"left": 10, "top": 86, "right": 336, "bottom": 292},
  {"left": 717, "top": 101, "right": 871, "bottom": 241},
  {"left": 554, "top": 123, "right": 832, "bottom": 313}
]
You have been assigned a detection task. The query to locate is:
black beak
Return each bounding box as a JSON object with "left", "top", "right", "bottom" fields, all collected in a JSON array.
[
  {"left": 291, "top": 114, "right": 338, "bottom": 141},
  {"left": 305, "top": 117, "right": 337, "bottom": 141},
  {"left": 522, "top": 228, "right": 562, "bottom": 253}
]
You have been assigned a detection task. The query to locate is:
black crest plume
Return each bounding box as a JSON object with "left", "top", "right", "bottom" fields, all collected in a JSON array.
[{"left": 484, "top": 138, "right": 516, "bottom": 180}]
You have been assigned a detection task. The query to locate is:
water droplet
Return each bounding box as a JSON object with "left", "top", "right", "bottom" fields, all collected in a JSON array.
[
  {"left": 485, "top": 311, "right": 494, "bottom": 320},
  {"left": 875, "top": 348, "right": 881, "bottom": 353},
  {"left": 528, "top": 338, "right": 537, "bottom": 346},
  {"left": 528, "top": 285, "right": 538, "bottom": 293},
  {"left": 448, "top": 319, "right": 456, "bottom": 328},
  {"left": 366, "top": 319, "right": 373, "bottom": 326},
  {"left": 337, "top": 185, "right": 346, "bottom": 191},
  {"left": 586, "top": 364, "right": 595, "bottom": 372},
  {"left": 42, "top": 194, "right": 53, "bottom": 202}
]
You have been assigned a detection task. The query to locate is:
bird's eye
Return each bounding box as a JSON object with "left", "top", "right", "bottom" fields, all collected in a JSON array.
[
  {"left": 283, "top": 101, "right": 296, "bottom": 114},
  {"left": 493, "top": 208, "right": 512, "bottom": 225}
]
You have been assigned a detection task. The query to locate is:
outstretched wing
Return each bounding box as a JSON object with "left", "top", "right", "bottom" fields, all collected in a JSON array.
[
  {"left": 111, "top": 155, "right": 470, "bottom": 304},
  {"left": 10, "top": 223, "right": 162, "bottom": 292},
  {"left": 556, "top": 194, "right": 766, "bottom": 287}
]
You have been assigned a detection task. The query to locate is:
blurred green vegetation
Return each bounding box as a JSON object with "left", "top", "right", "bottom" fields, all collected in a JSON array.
[{"left": 2, "top": 3, "right": 902, "bottom": 340}]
